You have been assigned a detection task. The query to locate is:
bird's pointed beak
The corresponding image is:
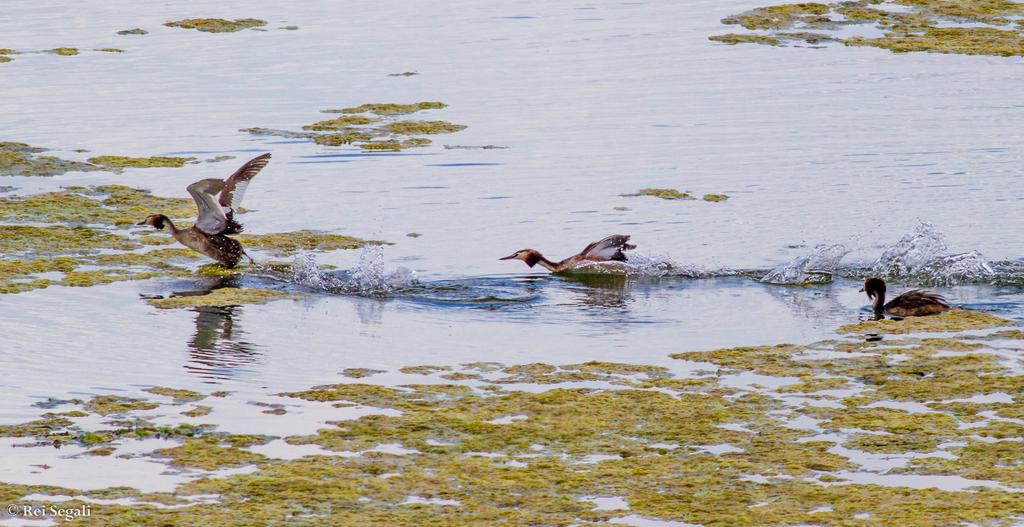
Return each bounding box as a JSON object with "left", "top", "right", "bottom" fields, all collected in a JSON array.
[
  {"left": 499, "top": 254, "right": 517, "bottom": 261},
  {"left": 858, "top": 286, "right": 864, "bottom": 292},
  {"left": 136, "top": 220, "right": 147, "bottom": 226}
]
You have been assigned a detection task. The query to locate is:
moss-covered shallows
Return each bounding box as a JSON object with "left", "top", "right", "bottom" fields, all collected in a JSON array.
[
  {"left": 624, "top": 188, "right": 731, "bottom": 201},
  {"left": 164, "top": 18, "right": 267, "bottom": 33},
  {"left": 87, "top": 155, "right": 197, "bottom": 169},
  {"left": 243, "top": 101, "right": 464, "bottom": 151},
  {"left": 4, "top": 320, "right": 1024, "bottom": 525},
  {"left": 1, "top": 142, "right": 200, "bottom": 177},
  {"left": 146, "top": 287, "right": 293, "bottom": 309},
  {"left": 1, "top": 142, "right": 99, "bottom": 177},
  {"left": 622, "top": 188, "right": 694, "bottom": 200},
  {"left": 712, "top": 0, "right": 1024, "bottom": 57}
]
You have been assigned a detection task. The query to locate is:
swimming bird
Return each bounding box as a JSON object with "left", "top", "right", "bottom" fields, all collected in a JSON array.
[
  {"left": 500, "top": 234, "right": 636, "bottom": 273},
  {"left": 861, "top": 277, "right": 950, "bottom": 318},
  {"left": 137, "top": 153, "right": 271, "bottom": 268}
]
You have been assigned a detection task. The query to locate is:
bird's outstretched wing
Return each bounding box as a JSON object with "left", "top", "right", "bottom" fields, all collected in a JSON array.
[
  {"left": 579, "top": 234, "right": 636, "bottom": 261},
  {"left": 219, "top": 153, "right": 270, "bottom": 213},
  {"left": 187, "top": 178, "right": 229, "bottom": 235}
]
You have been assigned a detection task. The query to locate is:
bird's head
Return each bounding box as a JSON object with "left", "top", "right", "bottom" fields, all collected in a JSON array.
[
  {"left": 500, "top": 249, "right": 542, "bottom": 268},
  {"left": 861, "top": 277, "right": 886, "bottom": 300},
  {"left": 137, "top": 214, "right": 168, "bottom": 230}
]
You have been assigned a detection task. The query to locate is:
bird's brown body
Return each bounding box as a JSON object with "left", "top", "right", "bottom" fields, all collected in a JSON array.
[
  {"left": 500, "top": 235, "right": 637, "bottom": 273},
  {"left": 862, "top": 277, "right": 950, "bottom": 318},
  {"left": 170, "top": 219, "right": 244, "bottom": 268},
  {"left": 138, "top": 153, "right": 271, "bottom": 268}
]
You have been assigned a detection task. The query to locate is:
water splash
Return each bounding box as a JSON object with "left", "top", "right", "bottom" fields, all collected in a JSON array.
[
  {"left": 761, "top": 244, "right": 848, "bottom": 285},
  {"left": 571, "top": 254, "right": 729, "bottom": 279},
  {"left": 872, "top": 222, "right": 947, "bottom": 278},
  {"left": 290, "top": 247, "right": 417, "bottom": 298},
  {"left": 871, "top": 222, "right": 995, "bottom": 285},
  {"left": 911, "top": 251, "right": 995, "bottom": 286}
]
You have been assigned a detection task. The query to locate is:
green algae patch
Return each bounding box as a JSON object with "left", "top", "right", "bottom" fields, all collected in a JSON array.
[
  {"left": 714, "top": 0, "right": 1024, "bottom": 57},
  {"left": 164, "top": 18, "right": 267, "bottom": 33},
  {"left": 838, "top": 309, "right": 1010, "bottom": 334},
  {"left": 0, "top": 56, "right": 12, "bottom": 64},
  {"left": 312, "top": 130, "right": 375, "bottom": 146},
  {"left": 380, "top": 120, "right": 467, "bottom": 135},
  {"left": 400, "top": 365, "right": 453, "bottom": 375},
  {"left": 302, "top": 115, "right": 380, "bottom": 130},
  {"left": 709, "top": 33, "right": 782, "bottom": 45},
  {"left": 97, "top": 48, "right": 125, "bottom": 53},
  {"left": 324, "top": 101, "right": 447, "bottom": 115},
  {"left": 847, "top": 26, "right": 1024, "bottom": 56},
  {"left": 0, "top": 225, "right": 136, "bottom": 255},
  {"left": 182, "top": 405, "right": 212, "bottom": 417},
  {"left": 117, "top": 28, "right": 148, "bottom": 35},
  {"left": 153, "top": 438, "right": 267, "bottom": 469},
  {"left": 342, "top": 368, "right": 386, "bottom": 378},
  {"left": 703, "top": 193, "right": 730, "bottom": 202},
  {"left": 0, "top": 185, "right": 194, "bottom": 226},
  {"left": 722, "top": 3, "right": 832, "bottom": 30},
  {"left": 0, "top": 142, "right": 100, "bottom": 177},
  {"left": 85, "top": 395, "right": 159, "bottom": 416},
  {"left": 146, "top": 287, "right": 293, "bottom": 309},
  {"left": 144, "top": 387, "right": 205, "bottom": 403},
  {"left": 47, "top": 47, "right": 79, "bottom": 56},
  {"left": 239, "top": 230, "right": 383, "bottom": 256},
  {"left": 87, "top": 155, "right": 197, "bottom": 169},
  {"left": 623, "top": 188, "right": 695, "bottom": 200},
  {"left": 360, "top": 138, "right": 433, "bottom": 151},
  {"left": 246, "top": 101, "right": 461, "bottom": 151}
]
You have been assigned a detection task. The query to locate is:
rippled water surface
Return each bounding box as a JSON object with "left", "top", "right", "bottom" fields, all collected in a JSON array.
[{"left": 2, "top": 0, "right": 1023, "bottom": 422}]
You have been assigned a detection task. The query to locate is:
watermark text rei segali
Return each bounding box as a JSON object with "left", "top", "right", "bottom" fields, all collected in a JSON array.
[{"left": 8, "top": 503, "right": 92, "bottom": 521}]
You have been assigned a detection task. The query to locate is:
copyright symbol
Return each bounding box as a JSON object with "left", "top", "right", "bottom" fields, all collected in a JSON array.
[{"left": 6, "top": 505, "right": 17, "bottom": 516}]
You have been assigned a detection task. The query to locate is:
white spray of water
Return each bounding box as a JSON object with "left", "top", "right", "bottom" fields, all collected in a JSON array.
[
  {"left": 761, "top": 244, "right": 849, "bottom": 285},
  {"left": 872, "top": 222, "right": 948, "bottom": 278},
  {"left": 290, "top": 246, "right": 417, "bottom": 297},
  {"left": 872, "top": 222, "right": 995, "bottom": 285},
  {"left": 571, "top": 253, "right": 727, "bottom": 278}
]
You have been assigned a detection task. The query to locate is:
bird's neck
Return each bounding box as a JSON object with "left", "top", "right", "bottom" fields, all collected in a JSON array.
[
  {"left": 872, "top": 291, "right": 886, "bottom": 317},
  {"left": 535, "top": 253, "right": 564, "bottom": 272}
]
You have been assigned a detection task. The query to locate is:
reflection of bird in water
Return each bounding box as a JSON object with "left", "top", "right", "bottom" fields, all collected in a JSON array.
[
  {"left": 561, "top": 273, "right": 632, "bottom": 309},
  {"left": 185, "top": 305, "right": 261, "bottom": 380}
]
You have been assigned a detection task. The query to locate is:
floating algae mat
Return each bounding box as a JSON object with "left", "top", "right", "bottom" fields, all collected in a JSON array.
[
  {"left": 164, "top": 18, "right": 268, "bottom": 33},
  {"left": 241, "top": 101, "right": 466, "bottom": 151},
  {"left": 623, "top": 188, "right": 730, "bottom": 202},
  {"left": 2, "top": 319, "right": 1024, "bottom": 525},
  {"left": 0, "top": 142, "right": 100, "bottom": 177},
  {"left": 712, "top": 0, "right": 1024, "bottom": 57},
  {"left": 0, "top": 185, "right": 381, "bottom": 296},
  {"left": 86, "top": 155, "right": 198, "bottom": 169},
  {"left": 1, "top": 142, "right": 202, "bottom": 177}
]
